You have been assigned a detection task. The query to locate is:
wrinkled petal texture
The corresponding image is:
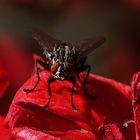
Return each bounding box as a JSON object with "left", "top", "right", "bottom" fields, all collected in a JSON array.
[
  {"left": 132, "top": 72, "right": 140, "bottom": 140},
  {"left": 98, "top": 123, "right": 123, "bottom": 140},
  {"left": 6, "top": 57, "right": 134, "bottom": 139}
]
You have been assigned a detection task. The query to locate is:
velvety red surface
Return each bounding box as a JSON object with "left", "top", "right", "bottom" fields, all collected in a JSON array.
[
  {"left": 0, "top": 115, "right": 12, "bottom": 140},
  {"left": 5, "top": 56, "right": 135, "bottom": 139}
]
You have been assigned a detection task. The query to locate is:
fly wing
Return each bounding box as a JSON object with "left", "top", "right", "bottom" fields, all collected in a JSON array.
[
  {"left": 32, "top": 28, "right": 61, "bottom": 52},
  {"left": 72, "top": 37, "right": 105, "bottom": 58}
]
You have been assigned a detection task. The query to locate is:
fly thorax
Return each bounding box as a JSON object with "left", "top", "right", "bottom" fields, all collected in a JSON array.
[
  {"left": 50, "top": 44, "right": 77, "bottom": 77},
  {"left": 53, "top": 45, "right": 76, "bottom": 63}
]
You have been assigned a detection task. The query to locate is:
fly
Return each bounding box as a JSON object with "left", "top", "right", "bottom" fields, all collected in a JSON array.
[{"left": 24, "top": 29, "right": 105, "bottom": 111}]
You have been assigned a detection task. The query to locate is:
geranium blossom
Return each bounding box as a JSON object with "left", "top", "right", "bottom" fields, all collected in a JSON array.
[
  {"left": 0, "top": 0, "right": 139, "bottom": 138},
  {"left": 0, "top": 32, "right": 138, "bottom": 140}
]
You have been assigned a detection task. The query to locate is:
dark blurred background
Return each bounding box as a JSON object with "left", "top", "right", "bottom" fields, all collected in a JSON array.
[{"left": 0, "top": 0, "right": 140, "bottom": 84}]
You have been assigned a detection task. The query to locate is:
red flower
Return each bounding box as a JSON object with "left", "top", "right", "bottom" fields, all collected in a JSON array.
[{"left": 5, "top": 55, "right": 135, "bottom": 140}]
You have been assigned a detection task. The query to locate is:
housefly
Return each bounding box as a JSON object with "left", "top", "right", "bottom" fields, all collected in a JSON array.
[{"left": 24, "top": 29, "right": 105, "bottom": 110}]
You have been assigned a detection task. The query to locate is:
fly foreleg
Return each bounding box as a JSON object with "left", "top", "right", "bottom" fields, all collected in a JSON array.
[
  {"left": 24, "top": 59, "right": 49, "bottom": 93},
  {"left": 43, "top": 76, "right": 55, "bottom": 109}
]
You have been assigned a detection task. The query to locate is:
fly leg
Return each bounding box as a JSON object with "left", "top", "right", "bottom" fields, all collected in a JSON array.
[
  {"left": 76, "top": 56, "right": 87, "bottom": 82},
  {"left": 43, "top": 76, "right": 55, "bottom": 109},
  {"left": 77, "top": 65, "right": 96, "bottom": 99},
  {"left": 24, "top": 59, "right": 49, "bottom": 93}
]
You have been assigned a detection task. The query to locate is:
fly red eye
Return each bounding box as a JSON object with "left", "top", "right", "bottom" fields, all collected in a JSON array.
[{"left": 51, "top": 63, "right": 58, "bottom": 74}]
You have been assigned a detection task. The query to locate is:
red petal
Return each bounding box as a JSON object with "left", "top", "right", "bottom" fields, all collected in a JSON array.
[
  {"left": 98, "top": 121, "right": 135, "bottom": 140},
  {"left": 12, "top": 127, "right": 98, "bottom": 140},
  {"left": 0, "top": 115, "right": 12, "bottom": 140},
  {"left": 131, "top": 72, "right": 140, "bottom": 139},
  {"left": 98, "top": 123, "right": 123, "bottom": 140},
  {"left": 6, "top": 102, "right": 98, "bottom": 140},
  {"left": 6, "top": 55, "right": 134, "bottom": 139}
]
